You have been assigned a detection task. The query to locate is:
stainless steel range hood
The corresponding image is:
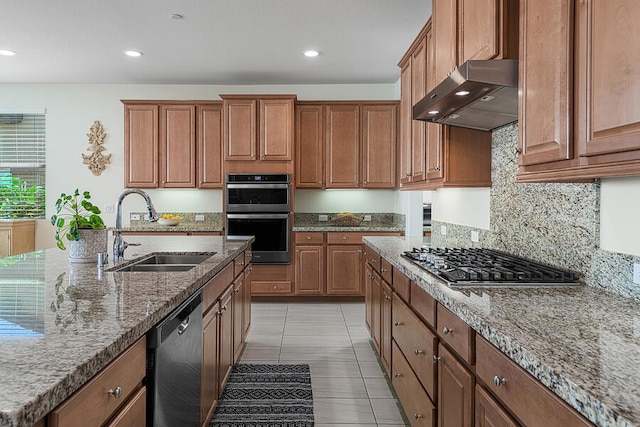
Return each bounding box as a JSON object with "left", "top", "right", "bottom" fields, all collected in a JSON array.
[{"left": 412, "top": 59, "right": 518, "bottom": 131}]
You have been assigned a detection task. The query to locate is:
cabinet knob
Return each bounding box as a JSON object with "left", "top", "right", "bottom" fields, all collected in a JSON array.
[
  {"left": 307, "top": 236, "right": 311, "bottom": 240},
  {"left": 442, "top": 326, "right": 454, "bottom": 335},
  {"left": 514, "top": 147, "right": 522, "bottom": 155},
  {"left": 342, "top": 236, "right": 347, "bottom": 240},
  {"left": 413, "top": 349, "right": 424, "bottom": 355},
  {"left": 433, "top": 355, "right": 441, "bottom": 363},
  {"left": 273, "top": 285, "right": 277, "bottom": 289},
  {"left": 108, "top": 386, "right": 122, "bottom": 399},
  {"left": 493, "top": 376, "right": 507, "bottom": 387},
  {"left": 413, "top": 413, "right": 423, "bottom": 420},
  {"left": 394, "top": 372, "right": 401, "bottom": 378},
  {"left": 406, "top": 172, "right": 412, "bottom": 177},
  {"left": 394, "top": 321, "right": 403, "bottom": 326},
  {"left": 384, "top": 295, "right": 391, "bottom": 301},
  {"left": 381, "top": 268, "right": 387, "bottom": 272},
  {"left": 435, "top": 166, "right": 441, "bottom": 171},
  {"left": 234, "top": 288, "right": 240, "bottom": 293}
]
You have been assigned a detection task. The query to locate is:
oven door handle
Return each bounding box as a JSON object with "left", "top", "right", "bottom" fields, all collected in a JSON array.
[
  {"left": 226, "top": 183, "right": 289, "bottom": 189},
  {"left": 226, "top": 213, "right": 290, "bottom": 219}
]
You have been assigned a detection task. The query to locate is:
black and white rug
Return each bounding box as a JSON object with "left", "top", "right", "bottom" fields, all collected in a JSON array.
[{"left": 210, "top": 364, "right": 314, "bottom": 427}]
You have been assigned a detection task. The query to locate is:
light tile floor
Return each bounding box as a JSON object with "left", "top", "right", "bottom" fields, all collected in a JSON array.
[{"left": 239, "top": 302, "right": 409, "bottom": 426}]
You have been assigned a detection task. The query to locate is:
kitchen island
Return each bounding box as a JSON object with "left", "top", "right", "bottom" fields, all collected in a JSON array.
[
  {"left": 363, "top": 235, "right": 640, "bottom": 427},
  {"left": 0, "top": 235, "right": 252, "bottom": 427}
]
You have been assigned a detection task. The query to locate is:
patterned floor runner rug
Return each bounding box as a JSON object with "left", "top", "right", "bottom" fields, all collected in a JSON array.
[{"left": 210, "top": 363, "right": 314, "bottom": 427}]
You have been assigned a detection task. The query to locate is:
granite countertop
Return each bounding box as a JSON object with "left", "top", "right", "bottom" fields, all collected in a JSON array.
[
  {"left": 363, "top": 236, "right": 640, "bottom": 427},
  {"left": 0, "top": 235, "right": 252, "bottom": 427},
  {"left": 122, "top": 223, "right": 223, "bottom": 233}
]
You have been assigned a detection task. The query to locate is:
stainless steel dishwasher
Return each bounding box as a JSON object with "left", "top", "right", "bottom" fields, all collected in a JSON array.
[{"left": 146, "top": 291, "right": 202, "bottom": 427}]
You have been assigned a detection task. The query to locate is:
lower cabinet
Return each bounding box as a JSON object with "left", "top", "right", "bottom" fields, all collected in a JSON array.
[
  {"left": 232, "top": 273, "right": 245, "bottom": 363},
  {"left": 438, "top": 343, "right": 474, "bottom": 427},
  {"left": 326, "top": 244, "right": 363, "bottom": 295},
  {"left": 201, "top": 300, "right": 220, "bottom": 426},
  {"left": 47, "top": 338, "right": 147, "bottom": 427},
  {"left": 0, "top": 219, "right": 35, "bottom": 257},
  {"left": 218, "top": 286, "right": 234, "bottom": 396},
  {"left": 475, "top": 384, "right": 518, "bottom": 427},
  {"left": 380, "top": 278, "right": 392, "bottom": 375},
  {"left": 294, "top": 244, "right": 324, "bottom": 295}
]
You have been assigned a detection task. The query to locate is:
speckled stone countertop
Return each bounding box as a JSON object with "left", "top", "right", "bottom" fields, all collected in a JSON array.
[
  {"left": 293, "top": 212, "right": 404, "bottom": 233},
  {"left": 0, "top": 235, "right": 252, "bottom": 427},
  {"left": 363, "top": 236, "right": 640, "bottom": 427}
]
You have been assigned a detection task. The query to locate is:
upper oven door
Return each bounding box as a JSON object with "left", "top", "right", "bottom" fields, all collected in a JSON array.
[{"left": 226, "top": 183, "right": 290, "bottom": 212}]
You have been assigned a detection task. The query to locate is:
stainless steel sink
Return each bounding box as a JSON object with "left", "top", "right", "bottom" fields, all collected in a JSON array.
[{"left": 111, "top": 252, "right": 215, "bottom": 273}]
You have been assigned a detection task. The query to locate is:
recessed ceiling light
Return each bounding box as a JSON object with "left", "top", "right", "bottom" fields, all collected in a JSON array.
[
  {"left": 0, "top": 49, "right": 17, "bottom": 56},
  {"left": 455, "top": 90, "right": 470, "bottom": 96},
  {"left": 124, "top": 50, "right": 143, "bottom": 57},
  {"left": 428, "top": 110, "right": 439, "bottom": 115},
  {"left": 303, "top": 50, "right": 319, "bottom": 58}
]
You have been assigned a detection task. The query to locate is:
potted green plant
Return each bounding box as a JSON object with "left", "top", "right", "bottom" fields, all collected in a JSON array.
[{"left": 51, "top": 189, "right": 107, "bottom": 262}]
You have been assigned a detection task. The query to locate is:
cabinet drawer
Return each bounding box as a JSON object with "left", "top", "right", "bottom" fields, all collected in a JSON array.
[
  {"left": 391, "top": 342, "right": 436, "bottom": 427},
  {"left": 392, "top": 268, "right": 410, "bottom": 302},
  {"left": 380, "top": 258, "right": 392, "bottom": 284},
  {"left": 234, "top": 252, "right": 247, "bottom": 277},
  {"left": 105, "top": 386, "right": 146, "bottom": 427},
  {"left": 437, "top": 305, "right": 474, "bottom": 365},
  {"left": 476, "top": 336, "right": 594, "bottom": 427},
  {"left": 245, "top": 248, "right": 253, "bottom": 265},
  {"left": 327, "top": 232, "right": 364, "bottom": 244},
  {"left": 203, "top": 263, "right": 233, "bottom": 311},
  {"left": 365, "top": 252, "right": 381, "bottom": 271},
  {"left": 411, "top": 282, "right": 435, "bottom": 329},
  {"left": 48, "top": 337, "right": 146, "bottom": 427},
  {"left": 392, "top": 295, "right": 437, "bottom": 402},
  {"left": 295, "top": 232, "right": 324, "bottom": 244},
  {"left": 251, "top": 281, "right": 292, "bottom": 294}
]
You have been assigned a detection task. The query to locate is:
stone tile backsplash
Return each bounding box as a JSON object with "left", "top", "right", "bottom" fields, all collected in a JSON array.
[{"left": 430, "top": 123, "right": 640, "bottom": 301}]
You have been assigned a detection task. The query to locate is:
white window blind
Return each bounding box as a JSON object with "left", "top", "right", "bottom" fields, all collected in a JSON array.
[{"left": 0, "top": 113, "right": 46, "bottom": 218}]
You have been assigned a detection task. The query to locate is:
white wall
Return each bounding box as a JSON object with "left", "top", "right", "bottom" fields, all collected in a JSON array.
[
  {"left": 600, "top": 176, "right": 640, "bottom": 256},
  {"left": 0, "top": 83, "right": 398, "bottom": 250},
  {"left": 431, "top": 188, "right": 491, "bottom": 230}
]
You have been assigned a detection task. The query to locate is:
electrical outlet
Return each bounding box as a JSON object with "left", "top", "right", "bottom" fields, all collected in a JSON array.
[
  {"left": 195, "top": 214, "right": 205, "bottom": 222},
  {"left": 471, "top": 230, "right": 479, "bottom": 242},
  {"left": 103, "top": 203, "right": 114, "bottom": 213},
  {"left": 633, "top": 263, "right": 640, "bottom": 285},
  {"left": 318, "top": 214, "right": 328, "bottom": 221},
  {"left": 130, "top": 213, "right": 141, "bottom": 221},
  {"left": 440, "top": 225, "right": 447, "bottom": 236},
  {"left": 363, "top": 215, "right": 372, "bottom": 221}
]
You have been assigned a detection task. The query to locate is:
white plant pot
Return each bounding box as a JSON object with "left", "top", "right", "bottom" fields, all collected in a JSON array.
[{"left": 68, "top": 229, "right": 108, "bottom": 263}]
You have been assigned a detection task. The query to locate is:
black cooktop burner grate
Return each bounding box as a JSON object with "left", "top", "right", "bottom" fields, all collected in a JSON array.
[{"left": 401, "top": 247, "right": 579, "bottom": 287}]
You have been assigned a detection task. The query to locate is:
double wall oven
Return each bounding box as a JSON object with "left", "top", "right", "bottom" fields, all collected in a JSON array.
[{"left": 225, "top": 174, "right": 290, "bottom": 264}]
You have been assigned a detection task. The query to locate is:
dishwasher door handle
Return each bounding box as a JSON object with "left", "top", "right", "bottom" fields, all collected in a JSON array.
[{"left": 177, "top": 316, "right": 190, "bottom": 335}]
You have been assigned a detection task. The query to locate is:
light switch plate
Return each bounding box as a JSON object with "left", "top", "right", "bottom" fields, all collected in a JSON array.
[
  {"left": 103, "top": 203, "right": 114, "bottom": 213},
  {"left": 440, "top": 225, "right": 447, "bottom": 236},
  {"left": 195, "top": 214, "right": 205, "bottom": 222},
  {"left": 363, "top": 215, "right": 372, "bottom": 221},
  {"left": 471, "top": 230, "right": 479, "bottom": 242},
  {"left": 633, "top": 263, "right": 640, "bottom": 285},
  {"left": 319, "top": 215, "right": 328, "bottom": 221},
  {"left": 130, "top": 213, "right": 140, "bottom": 221}
]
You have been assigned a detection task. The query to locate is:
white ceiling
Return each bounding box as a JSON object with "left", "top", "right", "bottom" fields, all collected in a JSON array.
[{"left": 0, "top": 0, "right": 432, "bottom": 85}]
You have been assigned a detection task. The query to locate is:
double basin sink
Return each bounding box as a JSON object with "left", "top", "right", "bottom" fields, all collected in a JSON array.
[{"left": 111, "top": 253, "right": 215, "bottom": 272}]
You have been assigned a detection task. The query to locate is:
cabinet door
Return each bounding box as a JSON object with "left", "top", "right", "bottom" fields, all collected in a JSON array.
[
  {"left": 433, "top": 0, "right": 459, "bottom": 83},
  {"left": 325, "top": 105, "right": 360, "bottom": 188},
  {"left": 224, "top": 99, "right": 257, "bottom": 160},
  {"left": 198, "top": 104, "right": 224, "bottom": 188},
  {"left": 361, "top": 104, "right": 397, "bottom": 188},
  {"left": 294, "top": 245, "right": 324, "bottom": 295},
  {"left": 160, "top": 104, "right": 196, "bottom": 188},
  {"left": 380, "top": 281, "right": 392, "bottom": 375},
  {"left": 326, "top": 244, "right": 363, "bottom": 295},
  {"left": 296, "top": 105, "right": 324, "bottom": 188},
  {"left": 105, "top": 387, "right": 146, "bottom": 427},
  {"left": 232, "top": 275, "right": 245, "bottom": 363},
  {"left": 576, "top": 0, "right": 640, "bottom": 159},
  {"left": 518, "top": 0, "right": 574, "bottom": 166},
  {"left": 364, "top": 262, "right": 374, "bottom": 332},
  {"left": 201, "top": 303, "right": 219, "bottom": 425},
  {"left": 218, "top": 288, "right": 233, "bottom": 396},
  {"left": 124, "top": 104, "right": 158, "bottom": 187},
  {"left": 370, "top": 269, "right": 382, "bottom": 352},
  {"left": 399, "top": 61, "right": 413, "bottom": 185},
  {"left": 425, "top": 29, "right": 444, "bottom": 181},
  {"left": 243, "top": 266, "right": 252, "bottom": 338},
  {"left": 475, "top": 385, "right": 518, "bottom": 427},
  {"left": 438, "top": 344, "right": 474, "bottom": 427},
  {"left": 260, "top": 98, "right": 294, "bottom": 160},
  {"left": 0, "top": 229, "right": 9, "bottom": 258},
  {"left": 411, "top": 38, "right": 428, "bottom": 183}
]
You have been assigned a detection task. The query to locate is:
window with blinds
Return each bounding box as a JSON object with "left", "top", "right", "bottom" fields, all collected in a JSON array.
[{"left": 0, "top": 113, "right": 46, "bottom": 219}]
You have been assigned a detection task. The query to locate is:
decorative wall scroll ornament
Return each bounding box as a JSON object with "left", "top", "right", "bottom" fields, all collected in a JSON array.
[{"left": 82, "top": 120, "right": 111, "bottom": 176}]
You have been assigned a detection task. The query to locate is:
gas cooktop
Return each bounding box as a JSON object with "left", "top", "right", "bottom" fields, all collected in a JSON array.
[{"left": 402, "top": 247, "right": 580, "bottom": 287}]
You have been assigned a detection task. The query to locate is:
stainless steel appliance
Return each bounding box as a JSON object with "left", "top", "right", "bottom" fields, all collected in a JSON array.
[
  {"left": 146, "top": 291, "right": 203, "bottom": 427},
  {"left": 402, "top": 247, "right": 579, "bottom": 287},
  {"left": 422, "top": 203, "right": 432, "bottom": 227},
  {"left": 225, "top": 174, "right": 291, "bottom": 264}
]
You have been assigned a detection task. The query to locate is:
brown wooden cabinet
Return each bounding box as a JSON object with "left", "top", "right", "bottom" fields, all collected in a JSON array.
[
  {"left": 295, "top": 105, "right": 324, "bottom": 188},
  {"left": 218, "top": 285, "right": 234, "bottom": 395},
  {"left": 294, "top": 245, "right": 324, "bottom": 295},
  {"left": 361, "top": 104, "right": 398, "bottom": 188},
  {"left": 326, "top": 244, "right": 363, "bottom": 295},
  {"left": 475, "top": 384, "right": 519, "bottom": 427},
  {"left": 325, "top": 104, "right": 361, "bottom": 188},
  {"left": 438, "top": 343, "right": 474, "bottom": 427},
  {"left": 232, "top": 273, "right": 245, "bottom": 363},
  {"left": 123, "top": 101, "right": 223, "bottom": 188},
  {"left": 380, "top": 278, "right": 393, "bottom": 375},
  {"left": 221, "top": 95, "right": 295, "bottom": 163},
  {"left": 0, "top": 219, "right": 35, "bottom": 257},
  {"left": 201, "top": 300, "right": 220, "bottom": 426},
  {"left": 519, "top": 0, "right": 640, "bottom": 182}
]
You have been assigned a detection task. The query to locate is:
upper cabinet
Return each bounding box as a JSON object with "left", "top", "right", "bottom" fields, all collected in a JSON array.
[
  {"left": 518, "top": 0, "right": 640, "bottom": 182},
  {"left": 122, "top": 101, "right": 223, "bottom": 189},
  {"left": 221, "top": 95, "right": 296, "bottom": 164},
  {"left": 296, "top": 102, "right": 398, "bottom": 189}
]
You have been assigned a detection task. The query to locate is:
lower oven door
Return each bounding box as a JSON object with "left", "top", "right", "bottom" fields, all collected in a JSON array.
[{"left": 226, "top": 213, "right": 290, "bottom": 264}]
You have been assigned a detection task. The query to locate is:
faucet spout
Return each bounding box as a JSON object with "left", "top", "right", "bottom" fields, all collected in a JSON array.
[{"left": 113, "top": 189, "right": 158, "bottom": 261}]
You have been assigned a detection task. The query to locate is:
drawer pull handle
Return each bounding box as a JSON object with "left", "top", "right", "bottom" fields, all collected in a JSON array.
[
  {"left": 342, "top": 236, "right": 347, "bottom": 240},
  {"left": 394, "top": 372, "right": 401, "bottom": 378},
  {"left": 442, "top": 326, "right": 454, "bottom": 335},
  {"left": 307, "top": 236, "right": 311, "bottom": 240},
  {"left": 433, "top": 355, "right": 441, "bottom": 363},
  {"left": 384, "top": 295, "right": 391, "bottom": 301},
  {"left": 381, "top": 268, "right": 387, "bottom": 272},
  {"left": 234, "top": 288, "right": 240, "bottom": 293},
  {"left": 394, "top": 321, "right": 403, "bottom": 326},
  {"left": 493, "top": 376, "right": 507, "bottom": 387},
  {"left": 413, "top": 413, "right": 423, "bottom": 419},
  {"left": 414, "top": 349, "right": 424, "bottom": 355},
  {"left": 108, "top": 386, "right": 122, "bottom": 399}
]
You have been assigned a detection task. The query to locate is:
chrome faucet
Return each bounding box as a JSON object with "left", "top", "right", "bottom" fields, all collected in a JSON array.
[{"left": 113, "top": 189, "right": 159, "bottom": 261}]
